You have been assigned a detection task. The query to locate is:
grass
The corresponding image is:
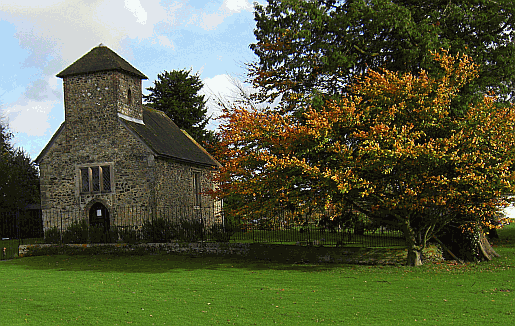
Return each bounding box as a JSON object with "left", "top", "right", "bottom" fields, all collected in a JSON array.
[{"left": 1, "top": 225, "right": 514, "bottom": 325}]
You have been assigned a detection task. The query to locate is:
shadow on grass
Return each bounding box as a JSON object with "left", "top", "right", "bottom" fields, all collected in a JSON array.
[
  {"left": 8, "top": 243, "right": 413, "bottom": 274},
  {"left": 6, "top": 252, "right": 352, "bottom": 274}
]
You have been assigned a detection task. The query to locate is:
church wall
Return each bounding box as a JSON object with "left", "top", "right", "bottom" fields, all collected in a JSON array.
[
  {"left": 39, "top": 70, "right": 154, "bottom": 230},
  {"left": 37, "top": 47, "right": 222, "bottom": 236},
  {"left": 116, "top": 73, "right": 143, "bottom": 121},
  {"left": 154, "top": 158, "right": 222, "bottom": 226}
]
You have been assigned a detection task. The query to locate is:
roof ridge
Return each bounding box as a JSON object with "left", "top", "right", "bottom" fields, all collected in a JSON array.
[{"left": 57, "top": 45, "right": 147, "bottom": 79}]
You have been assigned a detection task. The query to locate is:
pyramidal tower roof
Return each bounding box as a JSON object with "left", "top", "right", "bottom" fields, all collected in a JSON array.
[{"left": 56, "top": 44, "right": 148, "bottom": 79}]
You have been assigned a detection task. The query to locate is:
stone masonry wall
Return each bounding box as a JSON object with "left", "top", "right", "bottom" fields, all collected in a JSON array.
[
  {"left": 63, "top": 72, "right": 119, "bottom": 141},
  {"left": 39, "top": 68, "right": 221, "bottom": 232},
  {"left": 39, "top": 70, "right": 154, "bottom": 229},
  {"left": 39, "top": 122, "right": 156, "bottom": 229},
  {"left": 116, "top": 73, "right": 143, "bottom": 121},
  {"left": 154, "top": 159, "right": 222, "bottom": 225}
]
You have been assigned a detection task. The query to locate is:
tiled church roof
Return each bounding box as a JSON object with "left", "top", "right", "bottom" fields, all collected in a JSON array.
[
  {"left": 56, "top": 44, "right": 148, "bottom": 79},
  {"left": 121, "top": 107, "right": 221, "bottom": 167}
]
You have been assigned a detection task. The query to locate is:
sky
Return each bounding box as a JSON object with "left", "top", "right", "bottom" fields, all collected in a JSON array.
[{"left": 0, "top": 0, "right": 262, "bottom": 160}]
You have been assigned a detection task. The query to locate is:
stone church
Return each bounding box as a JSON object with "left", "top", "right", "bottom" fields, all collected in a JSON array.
[{"left": 35, "top": 45, "right": 221, "bottom": 231}]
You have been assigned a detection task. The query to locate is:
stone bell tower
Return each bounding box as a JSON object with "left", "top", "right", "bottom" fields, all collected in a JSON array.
[{"left": 56, "top": 44, "right": 148, "bottom": 141}]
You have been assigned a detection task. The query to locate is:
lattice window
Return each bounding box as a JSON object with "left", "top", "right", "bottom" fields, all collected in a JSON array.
[
  {"left": 91, "top": 166, "right": 100, "bottom": 192},
  {"left": 79, "top": 165, "right": 113, "bottom": 194},
  {"left": 80, "top": 168, "right": 89, "bottom": 193},
  {"left": 102, "top": 165, "right": 111, "bottom": 192}
]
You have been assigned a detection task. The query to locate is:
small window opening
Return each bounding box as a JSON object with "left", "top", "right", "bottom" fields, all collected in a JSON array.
[
  {"left": 194, "top": 172, "right": 201, "bottom": 208},
  {"left": 102, "top": 165, "right": 111, "bottom": 192},
  {"left": 80, "top": 168, "right": 90, "bottom": 193},
  {"left": 127, "top": 88, "right": 132, "bottom": 105},
  {"left": 91, "top": 166, "right": 100, "bottom": 192}
]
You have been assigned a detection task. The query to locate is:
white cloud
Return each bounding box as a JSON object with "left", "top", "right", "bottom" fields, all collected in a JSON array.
[
  {"left": 0, "top": 0, "right": 173, "bottom": 65},
  {"left": 222, "top": 0, "right": 253, "bottom": 13},
  {"left": 201, "top": 73, "right": 256, "bottom": 130},
  {"left": 153, "top": 34, "right": 175, "bottom": 49},
  {"left": 199, "top": 12, "right": 226, "bottom": 31},
  {"left": 3, "top": 99, "right": 56, "bottom": 137},
  {"left": 203, "top": 74, "right": 234, "bottom": 104},
  {"left": 124, "top": 0, "right": 148, "bottom": 25},
  {"left": 188, "top": 0, "right": 253, "bottom": 31},
  {"left": 201, "top": 74, "right": 235, "bottom": 129}
]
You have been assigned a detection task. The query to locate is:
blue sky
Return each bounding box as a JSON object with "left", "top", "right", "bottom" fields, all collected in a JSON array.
[{"left": 0, "top": 0, "right": 261, "bottom": 159}]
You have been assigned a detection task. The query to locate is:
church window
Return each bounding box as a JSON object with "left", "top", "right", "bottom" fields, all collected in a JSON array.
[{"left": 79, "top": 164, "right": 113, "bottom": 194}]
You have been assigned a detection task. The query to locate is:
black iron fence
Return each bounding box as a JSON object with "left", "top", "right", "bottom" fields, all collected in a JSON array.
[
  {"left": 40, "top": 205, "right": 224, "bottom": 244},
  {"left": 228, "top": 209, "right": 405, "bottom": 248},
  {"left": 231, "top": 225, "right": 405, "bottom": 247},
  {"left": 1, "top": 209, "right": 44, "bottom": 260},
  {"left": 1, "top": 206, "right": 406, "bottom": 259}
]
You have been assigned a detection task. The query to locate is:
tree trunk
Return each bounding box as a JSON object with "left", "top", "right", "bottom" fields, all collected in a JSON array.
[
  {"left": 438, "top": 225, "right": 500, "bottom": 262},
  {"left": 401, "top": 219, "right": 424, "bottom": 266},
  {"left": 478, "top": 230, "right": 500, "bottom": 261},
  {"left": 406, "top": 246, "right": 423, "bottom": 266}
]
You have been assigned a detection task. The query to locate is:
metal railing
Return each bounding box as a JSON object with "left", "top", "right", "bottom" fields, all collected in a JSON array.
[
  {"left": 1, "top": 206, "right": 406, "bottom": 257},
  {"left": 40, "top": 205, "right": 223, "bottom": 244},
  {"left": 1, "top": 209, "right": 44, "bottom": 259}
]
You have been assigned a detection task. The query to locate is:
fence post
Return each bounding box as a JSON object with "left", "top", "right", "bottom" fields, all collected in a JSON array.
[
  {"left": 60, "top": 210, "right": 63, "bottom": 245},
  {"left": 16, "top": 211, "right": 21, "bottom": 257}
]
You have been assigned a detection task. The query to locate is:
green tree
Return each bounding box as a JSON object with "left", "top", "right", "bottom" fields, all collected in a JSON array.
[
  {"left": 0, "top": 119, "right": 40, "bottom": 211},
  {"left": 250, "top": 0, "right": 515, "bottom": 107},
  {"left": 144, "top": 69, "right": 214, "bottom": 143}
]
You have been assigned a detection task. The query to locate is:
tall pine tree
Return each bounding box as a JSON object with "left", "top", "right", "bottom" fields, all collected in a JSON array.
[
  {"left": 250, "top": 0, "right": 515, "bottom": 108},
  {"left": 0, "top": 119, "right": 40, "bottom": 211},
  {"left": 144, "top": 69, "right": 214, "bottom": 143}
]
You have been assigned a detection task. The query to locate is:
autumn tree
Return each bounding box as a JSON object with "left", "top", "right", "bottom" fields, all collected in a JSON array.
[
  {"left": 215, "top": 51, "right": 515, "bottom": 266},
  {"left": 144, "top": 69, "right": 215, "bottom": 144},
  {"left": 243, "top": 0, "right": 515, "bottom": 264},
  {"left": 250, "top": 0, "right": 515, "bottom": 107}
]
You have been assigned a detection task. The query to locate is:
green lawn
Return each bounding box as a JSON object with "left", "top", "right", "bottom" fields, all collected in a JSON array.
[{"left": 1, "top": 225, "right": 514, "bottom": 325}]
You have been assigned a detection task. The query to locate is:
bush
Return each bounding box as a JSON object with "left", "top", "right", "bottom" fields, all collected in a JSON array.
[
  {"left": 44, "top": 227, "right": 61, "bottom": 244},
  {"left": 89, "top": 225, "right": 118, "bottom": 243},
  {"left": 176, "top": 219, "right": 204, "bottom": 242},
  {"left": 141, "top": 218, "right": 176, "bottom": 242},
  {"left": 59, "top": 220, "right": 118, "bottom": 244},
  {"left": 62, "top": 220, "right": 89, "bottom": 244},
  {"left": 118, "top": 226, "right": 139, "bottom": 244},
  {"left": 209, "top": 224, "right": 234, "bottom": 242}
]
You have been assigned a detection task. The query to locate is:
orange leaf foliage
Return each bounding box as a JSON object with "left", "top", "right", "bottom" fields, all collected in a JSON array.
[{"left": 214, "top": 51, "right": 515, "bottom": 231}]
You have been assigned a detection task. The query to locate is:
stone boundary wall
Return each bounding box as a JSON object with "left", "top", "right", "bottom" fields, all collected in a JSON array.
[
  {"left": 17, "top": 242, "right": 421, "bottom": 265},
  {"left": 19, "top": 242, "right": 251, "bottom": 257},
  {"left": 19, "top": 242, "right": 445, "bottom": 265}
]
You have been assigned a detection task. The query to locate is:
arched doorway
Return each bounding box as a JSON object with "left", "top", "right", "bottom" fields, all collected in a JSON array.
[{"left": 89, "top": 202, "right": 110, "bottom": 242}]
